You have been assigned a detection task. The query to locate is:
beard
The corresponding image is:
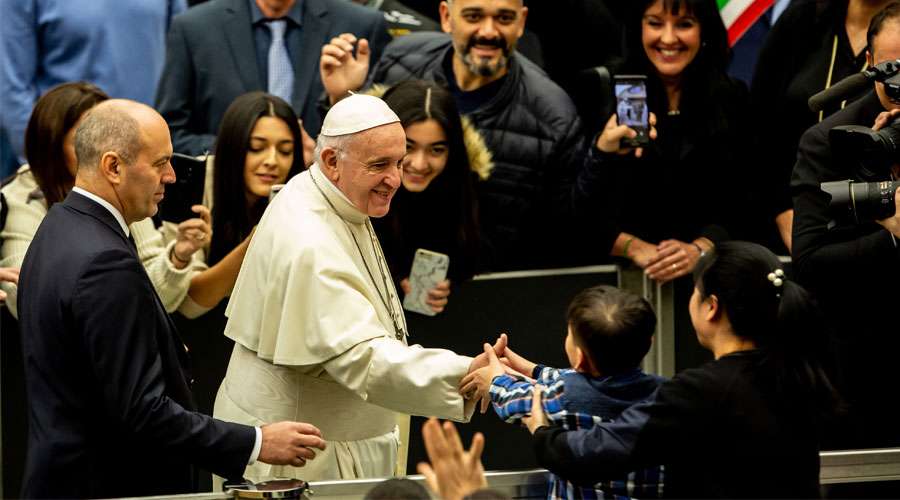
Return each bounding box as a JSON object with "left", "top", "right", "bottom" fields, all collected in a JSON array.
[{"left": 458, "top": 35, "right": 513, "bottom": 78}]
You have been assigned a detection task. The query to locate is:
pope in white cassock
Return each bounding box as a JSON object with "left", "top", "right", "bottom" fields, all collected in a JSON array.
[{"left": 213, "top": 94, "right": 494, "bottom": 482}]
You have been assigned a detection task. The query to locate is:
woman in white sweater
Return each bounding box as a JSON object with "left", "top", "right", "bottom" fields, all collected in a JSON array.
[{"left": 0, "top": 82, "right": 209, "bottom": 317}]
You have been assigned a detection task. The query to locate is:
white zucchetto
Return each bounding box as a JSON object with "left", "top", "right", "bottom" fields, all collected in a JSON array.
[{"left": 320, "top": 93, "right": 400, "bottom": 136}]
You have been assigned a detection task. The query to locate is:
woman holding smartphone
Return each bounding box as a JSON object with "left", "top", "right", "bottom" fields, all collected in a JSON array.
[
  {"left": 164, "top": 92, "right": 306, "bottom": 317},
  {"left": 370, "top": 80, "right": 492, "bottom": 314},
  {"left": 156, "top": 91, "right": 306, "bottom": 416},
  {"left": 593, "top": 0, "right": 755, "bottom": 283},
  {"left": 0, "top": 82, "right": 210, "bottom": 317}
]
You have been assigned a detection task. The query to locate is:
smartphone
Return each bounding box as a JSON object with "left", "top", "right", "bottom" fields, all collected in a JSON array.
[
  {"left": 402, "top": 249, "right": 450, "bottom": 317},
  {"left": 269, "top": 184, "right": 285, "bottom": 202},
  {"left": 614, "top": 75, "right": 650, "bottom": 147},
  {"left": 158, "top": 153, "right": 206, "bottom": 223}
]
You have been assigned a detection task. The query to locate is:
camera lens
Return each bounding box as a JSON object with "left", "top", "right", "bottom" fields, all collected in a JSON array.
[
  {"left": 854, "top": 180, "right": 900, "bottom": 219},
  {"left": 821, "top": 180, "right": 900, "bottom": 222}
]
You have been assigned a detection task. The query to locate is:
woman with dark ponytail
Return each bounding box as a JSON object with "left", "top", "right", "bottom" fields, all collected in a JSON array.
[{"left": 527, "top": 241, "right": 840, "bottom": 498}]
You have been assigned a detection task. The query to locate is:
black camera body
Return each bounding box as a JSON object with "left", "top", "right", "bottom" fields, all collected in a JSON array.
[{"left": 822, "top": 120, "right": 899, "bottom": 222}]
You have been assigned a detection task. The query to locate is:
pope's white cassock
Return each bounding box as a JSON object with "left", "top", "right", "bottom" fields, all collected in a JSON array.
[{"left": 213, "top": 152, "right": 476, "bottom": 480}]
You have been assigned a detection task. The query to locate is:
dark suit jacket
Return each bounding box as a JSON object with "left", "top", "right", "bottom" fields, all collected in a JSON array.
[
  {"left": 155, "top": 0, "right": 390, "bottom": 155},
  {"left": 17, "top": 191, "right": 255, "bottom": 499}
]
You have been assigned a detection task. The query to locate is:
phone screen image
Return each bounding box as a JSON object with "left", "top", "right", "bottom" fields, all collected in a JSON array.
[{"left": 615, "top": 77, "right": 649, "bottom": 144}]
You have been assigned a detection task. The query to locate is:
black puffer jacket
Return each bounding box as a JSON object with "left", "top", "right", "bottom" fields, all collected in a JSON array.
[{"left": 369, "top": 33, "right": 612, "bottom": 270}]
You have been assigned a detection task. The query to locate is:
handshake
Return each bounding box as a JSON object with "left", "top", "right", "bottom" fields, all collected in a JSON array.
[{"left": 460, "top": 333, "right": 538, "bottom": 414}]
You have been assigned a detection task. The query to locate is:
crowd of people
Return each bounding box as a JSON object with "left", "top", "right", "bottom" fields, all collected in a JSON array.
[{"left": 1, "top": 0, "right": 900, "bottom": 498}]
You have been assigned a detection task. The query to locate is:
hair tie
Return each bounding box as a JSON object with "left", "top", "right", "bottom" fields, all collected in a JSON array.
[{"left": 766, "top": 268, "right": 785, "bottom": 288}]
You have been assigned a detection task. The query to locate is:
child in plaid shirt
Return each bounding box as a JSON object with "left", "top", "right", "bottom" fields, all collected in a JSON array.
[{"left": 461, "top": 285, "right": 665, "bottom": 499}]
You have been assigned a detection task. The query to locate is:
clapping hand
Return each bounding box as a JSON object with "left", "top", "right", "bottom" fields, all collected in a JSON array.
[
  {"left": 172, "top": 205, "right": 211, "bottom": 268},
  {"left": 320, "top": 33, "right": 371, "bottom": 105},
  {"left": 417, "top": 418, "right": 488, "bottom": 500},
  {"left": 460, "top": 343, "right": 507, "bottom": 414}
]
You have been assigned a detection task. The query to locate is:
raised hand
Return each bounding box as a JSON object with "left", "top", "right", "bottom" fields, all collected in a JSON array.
[
  {"left": 460, "top": 343, "right": 506, "bottom": 414},
  {"left": 172, "top": 205, "right": 212, "bottom": 268},
  {"left": 319, "top": 33, "right": 371, "bottom": 105},
  {"left": 258, "top": 421, "right": 327, "bottom": 467},
  {"left": 417, "top": 418, "right": 488, "bottom": 500}
]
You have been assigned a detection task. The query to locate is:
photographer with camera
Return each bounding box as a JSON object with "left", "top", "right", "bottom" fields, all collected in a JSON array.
[{"left": 792, "top": 2, "right": 900, "bottom": 449}]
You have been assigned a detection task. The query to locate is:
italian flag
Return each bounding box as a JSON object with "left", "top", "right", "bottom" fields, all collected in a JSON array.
[{"left": 719, "top": 0, "right": 774, "bottom": 46}]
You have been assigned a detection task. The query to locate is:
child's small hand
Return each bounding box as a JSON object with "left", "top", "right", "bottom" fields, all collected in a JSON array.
[
  {"left": 500, "top": 340, "right": 537, "bottom": 378},
  {"left": 460, "top": 343, "right": 506, "bottom": 413}
]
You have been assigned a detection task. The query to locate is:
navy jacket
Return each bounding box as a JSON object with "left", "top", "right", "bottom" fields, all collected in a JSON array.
[
  {"left": 18, "top": 191, "right": 255, "bottom": 498},
  {"left": 155, "top": 0, "right": 390, "bottom": 155},
  {"left": 533, "top": 351, "right": 822, "bottom": 498}
]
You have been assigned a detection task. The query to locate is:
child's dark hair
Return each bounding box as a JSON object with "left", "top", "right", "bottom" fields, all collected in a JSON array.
[
  {"left": 692, "top": 241, "right": 841, "bottom": 418},
  {"left": 364, "top": 478, "right": 429, "bottom": 500},
  {"left": 566, "top": 285, "right": 656, "bottom": 374}
]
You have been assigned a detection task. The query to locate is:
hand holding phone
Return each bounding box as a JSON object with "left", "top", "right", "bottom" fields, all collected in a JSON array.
[
  {"left": 158, "top": 153, "right": 207, "bottom": 223},
  {"left": 614, "top": 75, "right": 650, "bottom": 147},
  {"left": 403, "top": 249, "right": 450, "bottom": 316}
]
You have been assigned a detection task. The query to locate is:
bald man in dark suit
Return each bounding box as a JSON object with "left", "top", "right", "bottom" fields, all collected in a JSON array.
[{"left": 17, "top": 99, "right": 325, "bottom": 499}]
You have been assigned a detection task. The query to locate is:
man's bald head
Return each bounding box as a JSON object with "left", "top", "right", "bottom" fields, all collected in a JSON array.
[{"left": 73, "top": 99, "right": 162, "bottom": 171}]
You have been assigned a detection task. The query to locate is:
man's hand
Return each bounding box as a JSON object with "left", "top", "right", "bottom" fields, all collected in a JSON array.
[
  {"left": 417, "top": 418, "right": 488, "bottom": 500},
  {"left": 466, "top": 335, "right": 508, "bottom": 411},
  {"left": 172, "top": 205, "right": 211, "bottom": 269},
  {"left": 459, "top": 343, "right": 506, "bottom": 413},
  {"left": 522, "top": 386, "right": 549, "bottom": 434},
  {"left": 258, "top": 421, "right": 326, "bottom": 467},
  {"left": 595, "top": 113, "right": 658, "bottom": 159},
  {"left": 873, "top": 108, "right": 900, "bottom": 130},
  {"left": 400, "top": 278, "right": 452, "bottom": 314},
  {"left": 0, "top": 267, "right": 20, "bottom": 302},
  {"left": 299, "top": 119, "right": 316, "bottom": 167},
  {"left": 876, "top": 187, "right": 900, "bottom": 238},
  {"left": 320, "top": 33, "right": 370, "bottom": 105},
  {"left": 644, "top": 239, "right": 702, "bottom": 283}
]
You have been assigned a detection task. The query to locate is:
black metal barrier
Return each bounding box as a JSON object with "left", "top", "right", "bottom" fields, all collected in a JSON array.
[{"left": 403, "top": 265, "right": 620, "bottom": 473}]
